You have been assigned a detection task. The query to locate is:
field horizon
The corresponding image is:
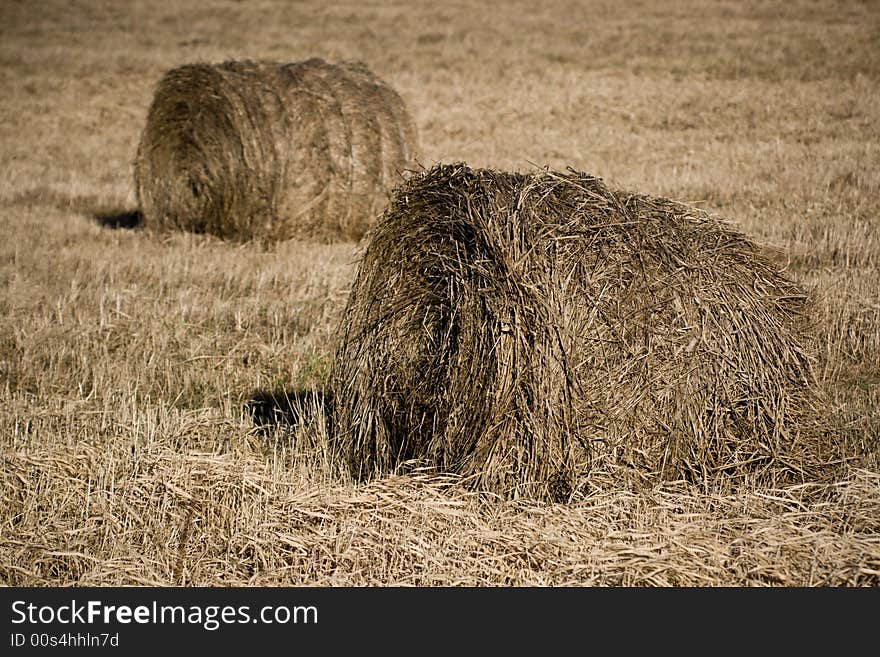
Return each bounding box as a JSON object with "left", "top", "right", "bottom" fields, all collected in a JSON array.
[{"left": 1, "top": 0, "right": 878, "bottom": 586}]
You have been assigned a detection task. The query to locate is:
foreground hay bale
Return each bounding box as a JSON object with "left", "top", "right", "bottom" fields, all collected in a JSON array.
[
  {"left": 134, "top": 58, "right": 418, "bottom": 242},
  {"left": 330, "top": 163, "right": 827, "bottom": 501}
]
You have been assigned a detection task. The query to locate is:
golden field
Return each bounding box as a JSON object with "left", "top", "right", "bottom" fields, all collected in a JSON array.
[{"left": 1, "top": 0, "right": 878, "bottom": 585}]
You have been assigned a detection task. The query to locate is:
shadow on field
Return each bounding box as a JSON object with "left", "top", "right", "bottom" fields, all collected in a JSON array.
[
  {"left": 245, "top": 388, "right": 333, "bottom": 435},
  {"left": 9, "top": 187, "right": 144, "bottom": 229},
  {"left": 94, "top": 208, "right": 143, "bottom": 229}
]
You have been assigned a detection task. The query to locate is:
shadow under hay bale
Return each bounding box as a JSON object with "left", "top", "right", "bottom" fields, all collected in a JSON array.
[
  {"left": 11, "top": 188, "right": 143, "bottom": 229},
  {"left": 330, "top": 163, "right": 832, "bottom": 501},
  {"left": 95, "top": 209, "right": 142, "bottom": 229},
  {"left": 246, "top": 387, "right": 332, "bottom": 435},
  {"left": 134, "top": 58, "right": 418, "bottom": 243}
]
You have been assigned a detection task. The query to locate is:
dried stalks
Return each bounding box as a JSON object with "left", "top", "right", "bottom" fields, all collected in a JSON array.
[
  {"left": 331, "top": 163, "right": 833, "bottom": 500},
  {"left": 134, "top": 58, "right": 418, "bottom": 242}
]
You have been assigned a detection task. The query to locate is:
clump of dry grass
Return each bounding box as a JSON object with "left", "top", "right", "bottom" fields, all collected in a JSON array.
[
  {"left": 134, "top": 58, "right": 418, "bottom": 243},
  {"left": 331, "top": 163, "right": 833, "bottom": 501},
  {"left": 2, "top": 420, "right": 877, "bottom": 586}
]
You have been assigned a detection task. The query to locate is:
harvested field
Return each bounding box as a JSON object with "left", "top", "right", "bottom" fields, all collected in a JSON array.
[
  {"left": 135, "top": 58, "right": 418, "bottom": 242},
  {"left": 331, "top": 163, "right": 834, "bottom": 500},
  {"left": 2, "top": 440, "right": 877, "bottom": 585},
  {"left": 0, "top": 0, "right": 878, "bottom": 588}
]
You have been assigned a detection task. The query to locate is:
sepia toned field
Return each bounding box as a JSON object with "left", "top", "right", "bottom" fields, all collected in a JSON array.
[{"left": 1, "top": 0, "right": 878, "bottom": 585}]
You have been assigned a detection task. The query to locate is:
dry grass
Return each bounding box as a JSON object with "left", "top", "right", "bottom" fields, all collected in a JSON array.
[
  {"left": 3, "top": 423, "right": 877, "bottom": 585},
  {"left": 1, "top": 0, "right": 878, "bottom": 586},
  {"left": 135, "top": 58, "right": 417, "bottom": 242},
  {"left": 332, "top": 163, "right": 833, "bottom": 501}
]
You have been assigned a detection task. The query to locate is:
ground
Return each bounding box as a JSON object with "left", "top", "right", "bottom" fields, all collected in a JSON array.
[{"left": 1, "top": 0, "right": 878, "bottom": 585}]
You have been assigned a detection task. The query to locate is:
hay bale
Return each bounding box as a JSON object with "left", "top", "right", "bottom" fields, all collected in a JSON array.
[
  {"left": 330, "top": 163, "right": 827, "bottom": 501},
  {"left": 134, "top": 58, "right": 418, "bottom": 242}
]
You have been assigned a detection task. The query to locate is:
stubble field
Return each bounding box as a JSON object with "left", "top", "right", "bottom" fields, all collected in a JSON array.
[{"left": 1, "top": 0, "right": 878, "bottom": 586}]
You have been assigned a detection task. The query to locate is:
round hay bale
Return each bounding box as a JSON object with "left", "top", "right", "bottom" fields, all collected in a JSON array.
[
  {"left": 134, "top": 58, "right": 418, "bottom": 242},
  {"left": 330, "top": 163, "right": 827, "bottom": 501}
]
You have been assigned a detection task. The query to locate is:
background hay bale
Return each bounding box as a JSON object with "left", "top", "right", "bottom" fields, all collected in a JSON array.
[
  {"left": 330, "top": 163, "right": 829, "bottom": 501},
  {"left": 134, "top": 58, "right": 418, "bottom": 242}
]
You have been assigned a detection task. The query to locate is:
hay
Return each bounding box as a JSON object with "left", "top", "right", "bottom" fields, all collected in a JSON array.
[
  {"left": 134, "top": 58, "right": 418, "bottom": 242},
  {"left": 330, "top": 163, "right": 830, "bottom": 501}
]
